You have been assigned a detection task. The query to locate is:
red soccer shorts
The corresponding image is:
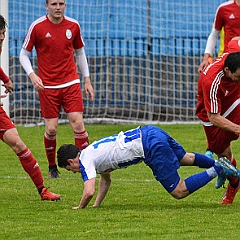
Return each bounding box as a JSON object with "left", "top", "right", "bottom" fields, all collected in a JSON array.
[
  {"left": 204, "top": 125, "right": 239, "bottom": 155},
  {"left": 0, "top": 107, "right": 16, "bottom": 140},
  {"left": 38, "top": 83, "right": 84, "bottom": 119}
]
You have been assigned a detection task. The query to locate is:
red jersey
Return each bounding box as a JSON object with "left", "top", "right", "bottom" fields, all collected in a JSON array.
[
  {"left": 22, "top": 15, "right": 85, "bottom": 86},
  {"left": 0, "top": 48, "right": 15, "bottom": 134},
  {"left": 213, "top": 0, "right": 240, "bottom": 53},
  {"left": 0, "top": 47, "right": 10, "bottom": 84},
  {"left": 196, "top": 53, "right": 240, "bottom": 124}
]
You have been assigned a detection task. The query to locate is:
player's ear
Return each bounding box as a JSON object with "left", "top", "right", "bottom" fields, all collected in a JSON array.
[
  {"left": 67, "top": 159, "right": 74, "bottom": 165},
  {"left": 224, "top": 67, "right": 231, "bottom": 75}
]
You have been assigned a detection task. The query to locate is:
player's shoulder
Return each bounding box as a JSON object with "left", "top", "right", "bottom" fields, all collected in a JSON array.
[
  {"left": 64, "top": 16, "right": 80, "bottom": 25},
  {"left": 202, "top": 53, "right": 227, "bottom": 77},
  {"left": 29, "top": 15, "right": 47, "bottom": 28},
  {"left": 217, "top": 0, "right": 234, "bottom": 10}
]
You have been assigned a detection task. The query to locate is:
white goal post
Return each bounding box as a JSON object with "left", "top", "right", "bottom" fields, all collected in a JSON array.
[
  {"left": 8, "top": 0, "right": 223, "bottom": 126},
  {"left": 0, "top": 0, "right": 9, "bottom": 115}
]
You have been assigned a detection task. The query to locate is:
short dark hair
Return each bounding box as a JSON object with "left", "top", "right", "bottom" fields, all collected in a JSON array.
[
  {"left": 46, "top": 0, "right": 65, "bottom": 4},
  {"left": 57, "top": 144, "right": 80, "bottom": 167},
  {"left": 0, "top": 15, "right": 7, "bottom": 30},
  {"left": 224, "top": 52, "right": 240, "bottom": 73}
]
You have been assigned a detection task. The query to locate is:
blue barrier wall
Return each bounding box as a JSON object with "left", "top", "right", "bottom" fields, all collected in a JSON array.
[
  {"left": 9, "top": 0, "right": 224, "bottom": 57},
  {"left": 7, "top": 0, "right": 226, "bottom": 124}
]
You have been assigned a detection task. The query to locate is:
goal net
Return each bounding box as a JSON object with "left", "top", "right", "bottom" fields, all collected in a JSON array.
[{"left": 8, "top": 0, "right": 223, "bottom": 126}]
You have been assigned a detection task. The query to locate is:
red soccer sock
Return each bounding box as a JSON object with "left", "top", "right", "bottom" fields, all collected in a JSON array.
[
  {"left": 44, "top": 132, "right": 56, "bottom": 167},
  {"left": 74, "top": 130, "right": 89, "bottom": 150},
  {"left": 231, "top": 156, "right": 237, "bottom": 167},
  {"left": 17, "top": 147, "right": 44, "bottom": 190},
  {"left": 228, "top": 156, "right": 239, "bottom": 188}
]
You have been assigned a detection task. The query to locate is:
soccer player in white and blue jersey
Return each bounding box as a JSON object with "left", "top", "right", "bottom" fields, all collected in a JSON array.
[{"left": 57, "top": 125, "right": 240, "bottom": 209}]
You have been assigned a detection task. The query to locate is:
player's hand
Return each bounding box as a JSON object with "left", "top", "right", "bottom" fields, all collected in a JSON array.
[
  {"left": 29, "top": 72, "right": 44, "bottom": 90},
  {"left": 0, "top": 94, "right": 7, "bottom": 98},
  {"left": 198, "top": 61, "right": 208, "bottom": 74},
  {"left": 84, "top": 76, "right": 94, "bottom": 102},
  {"left": 72, "top": 206, "right": 81, "bottom": 210},
  {"left": 198, "top": 54, "right": 212, "bottom": 74},
  {"left": 2, "top": 80, "right": 13, "bottom": 94}
]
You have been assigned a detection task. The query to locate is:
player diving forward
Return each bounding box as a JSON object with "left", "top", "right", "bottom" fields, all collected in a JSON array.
[{"left": 57, "top": 125, "right": 240, "bottom": 209}]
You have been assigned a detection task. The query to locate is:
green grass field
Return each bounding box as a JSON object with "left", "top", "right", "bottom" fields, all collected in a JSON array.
[{"left": 1, "top": 124, "right": 240, "bottom": 240}]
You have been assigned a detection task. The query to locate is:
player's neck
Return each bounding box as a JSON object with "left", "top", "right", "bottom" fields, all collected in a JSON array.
[
  {"left": 47, "top": 14, "right": 64, "bottom": 24},
  {"left": 236, "top": 0, "right": 240, "bottom": 6}
]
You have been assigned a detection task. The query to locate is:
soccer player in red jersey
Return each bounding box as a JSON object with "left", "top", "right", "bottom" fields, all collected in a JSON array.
[
  {"left": 0, "top": 15, "right": 60, "bottom": 201},
  {"left": 196, "top": 37, "right": 240, "bottom": 204},
  {"left": 19, "top": 0, "right": 94, "bottom": 178},
  {"left": 198, "top": 0, "right": 240, "bottom": 73}
]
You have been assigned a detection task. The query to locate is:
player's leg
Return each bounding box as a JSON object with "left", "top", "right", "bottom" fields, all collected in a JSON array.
[
  {"left": 207, "top": 127, "right": 239, "bottom": 204},
  {"left": 68, "top": 112, "right": 89, "bottom": 150},
  {"left": 180, "top": 152, "right": 215, "bottom": 168},
  {"left": 160, "top": 166, "right": 219, "bottom": 199},
  {"left": 63, "top": 84, "right": 89, "bottom": 150},
  {"left": 166, "top": 132, "right": 215, "bottom": 169},
  {"left": 2, "top": 128, "right": 61, "bottom": 201},
  {"left": 165, "top": 160, "right": 238, "bottom": 200},
  {"left": 203, "top": 127, "right": 215, "bottom": 159},
  {"left": 203, "top": 125, "right": 240, "bottom": 204},
  {"left": 217, "top": 146, "right": 240, "bottom": 204},
  {"left": 44, "top": 118, "right": 59, "bottom": 178},
  {"left": 140, "top": 126, "right": 236, "bottom": 199},
  {"left": 39, "top": 88, "right": 61, "bottom": 178},
  {"left": 167, "top": 130, "right": 216, "bottom": 169},
  {"left": 205, "top": 148, "right": 214, "bottom": 159}
]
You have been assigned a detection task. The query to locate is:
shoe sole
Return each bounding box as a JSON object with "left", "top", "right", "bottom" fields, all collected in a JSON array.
[
  {"left": 218, "top": 158, "right": 240, "bottom": 178},
  {"left": 215, "top": 176, "right": 227, "bottom": 189},
  {"left": 41, "top": 197, "right": 61, "bottom": 201}
]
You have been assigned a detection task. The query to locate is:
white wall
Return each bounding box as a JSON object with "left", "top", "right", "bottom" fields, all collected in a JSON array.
[{"left": 0, "top": 0, "right": 9, "bottom": 115}]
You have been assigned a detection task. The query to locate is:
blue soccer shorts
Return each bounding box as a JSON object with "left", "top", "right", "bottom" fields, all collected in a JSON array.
[{"left": 141, "top": 125, "right": 186, "bottom": 193}]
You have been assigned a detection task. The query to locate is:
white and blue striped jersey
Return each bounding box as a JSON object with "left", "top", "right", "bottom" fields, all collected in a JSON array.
[{"left": 79, "top": 127, "right": 145, "bottom": 182}]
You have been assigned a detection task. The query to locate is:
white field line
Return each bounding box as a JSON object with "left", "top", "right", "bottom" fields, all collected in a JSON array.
[{"left": 0, "top": 175, "right": 156, "bottom": 182}]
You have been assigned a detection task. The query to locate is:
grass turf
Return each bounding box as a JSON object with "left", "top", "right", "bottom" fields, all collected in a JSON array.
[{"left": 0, "top": 124, "right": 240, "bottom": 240}]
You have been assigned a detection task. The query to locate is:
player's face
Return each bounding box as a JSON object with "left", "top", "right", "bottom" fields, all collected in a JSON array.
[
  {"left": 228, "top": 68, "right": 240, "bottom": 83},
  {"left": 64, "top": 153, "right": 80, "bottom": 173},
  {"left": 46, "top": 0, "right": 66, "bottom": 23},
  {"left": 0, "top": 28, "right": 6, "bottom": 48}
]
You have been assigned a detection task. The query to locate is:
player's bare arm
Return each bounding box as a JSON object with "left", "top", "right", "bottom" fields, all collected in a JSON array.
[
  {"left": 84, "top": 76, "right": 94, "bottom": 102},
  {"left": 29, "top": 72, "right": 44, "bottom": 91},
  {"left": 72, "top": 177, "right": 96, "bottom": 209},
  {"left": 207, "top": 112, "right": 240, "bottom": 136},
  {"left": 93, "top": 173, "right": 111, "bottom": 207}
]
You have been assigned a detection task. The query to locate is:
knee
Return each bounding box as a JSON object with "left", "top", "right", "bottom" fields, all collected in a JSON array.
[
  {"left": 3, "top": 129, "right": 26, "bottom": 154},
  {"left": 46, "top": 127, "right": 57, "bottom": 135},
  {"left": 170, "top": 181, "right": 189, "bottom": 199},
  {"left": 71, "top": 119, "right": 84, "bottom": 129},
  {"left": 68, "top": 114, "right": 84, "bottom": 131},
  {"left": 170, "top": 191, "right": 186, "bottom": 200},
  {"left": 12, "top": 139, "right": 26, "bottom": 154}
]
